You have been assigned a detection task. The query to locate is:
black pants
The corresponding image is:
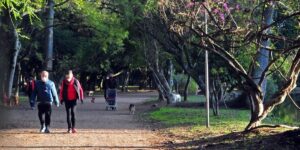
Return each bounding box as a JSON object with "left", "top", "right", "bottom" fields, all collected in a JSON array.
[
  {"left": 38, "top": 102, "right": 52, "bottom": 127},
  {"left": 65, "top": 100, "right": 77, "bottom": 129}
]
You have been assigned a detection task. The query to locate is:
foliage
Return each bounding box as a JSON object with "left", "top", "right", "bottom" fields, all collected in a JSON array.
[
  {"left": 265, "top": 77, "right": 279, "bottom": 100},
  {"left": 174, "top": 74, "right": 198, "bottom": 95}
]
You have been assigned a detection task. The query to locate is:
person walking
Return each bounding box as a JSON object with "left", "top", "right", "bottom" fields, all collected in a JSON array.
[
  {"left": 26, "top": 76, "right": 35, "bottom": 109},
  {"left": 30, "top": 71, "right": 59, "bottom": 133},
  {"left": 102, "top": 73, "right": 117, "bottom": 99},
  {"left": 59, "top": 70, "right": 84, "bottom": 133}
]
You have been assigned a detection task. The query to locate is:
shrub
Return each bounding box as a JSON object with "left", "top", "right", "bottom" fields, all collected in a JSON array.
[{"left": 173, "top": 74, "right": 198, "bottom": 95}]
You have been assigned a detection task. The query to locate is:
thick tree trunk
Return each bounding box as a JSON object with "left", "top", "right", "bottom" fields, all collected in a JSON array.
[
  {"left": 246, "top": 49, "right": 300, "bottom": 131},
  {"left": 152, "top": 72, "right": 165, "bottom": 101},
  {"left": 251, "top": 2, "right": 275, "bottom": 99},
  {"left": 0, "top": 15, "right": 11, "bottom": 105},
  {"left": 45, "top": 0, "right": 55, "bottom": 71},
  {"left": 144, "top": 39, "right": 173, "bottom": 104},
  {"left": 7, "top": 24, "right": 21, "bottom": 101},
  {"left": 183, "top": 75, "right": 190, "bottom": 101}
]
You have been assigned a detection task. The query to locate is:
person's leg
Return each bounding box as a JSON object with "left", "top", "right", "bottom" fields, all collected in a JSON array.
[
  {"left": 65, "top": 101, "right": 72, "bottom": 132},
  {"left": 70, "top": 101, "right": 77, "bottom": 133},
  {"left": 38, "top": 103, "right": 45, "bottom": 132},
  {"left": 44, "top": 103, "right": 52, "bottom": 133}
]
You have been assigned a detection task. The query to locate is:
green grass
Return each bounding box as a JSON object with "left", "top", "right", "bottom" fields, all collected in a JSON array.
[
  {"left": 19, "top": 96, "right": 28, "bottom": 102},
  {"left": 186, "top": 95, "right": 206, "bottom": 103},
  {"left": 147, "top": 106, "right": 299, "bottom": 149},
  {"left": 149, "top": 106, "right": 300, "bottom": 136},
  {"left": 150, "top": 107, "right": 250, "bottom": 134}
]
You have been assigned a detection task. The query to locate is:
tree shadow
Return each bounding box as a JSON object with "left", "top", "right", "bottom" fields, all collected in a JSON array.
[{"left": 165, "top": 129, "right": 300, "bottom": 149}]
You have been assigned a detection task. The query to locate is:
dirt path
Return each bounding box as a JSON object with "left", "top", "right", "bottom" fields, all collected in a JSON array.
[{"left": 0, "top": 92, "right": 166, "bottom": 149}]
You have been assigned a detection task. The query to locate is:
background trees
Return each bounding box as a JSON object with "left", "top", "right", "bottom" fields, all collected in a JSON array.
[
  {"left": 0, "top": 0, "right": 299, "bottom": 131},
  {"left": 151, "top": 0, "right": 300, "bottom": 130}
]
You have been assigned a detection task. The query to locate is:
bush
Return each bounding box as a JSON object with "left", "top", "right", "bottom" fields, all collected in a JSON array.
[
  {"left": 174, "top": 74, "right": 198, "bottom": 95},
  {"left": 265, "top": 77, "right": 279, "bottom": 100}
]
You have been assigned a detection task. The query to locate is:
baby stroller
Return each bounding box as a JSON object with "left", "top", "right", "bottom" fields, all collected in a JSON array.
[{"left": 105, "top": 88, "right": 117, "bottom": 110}]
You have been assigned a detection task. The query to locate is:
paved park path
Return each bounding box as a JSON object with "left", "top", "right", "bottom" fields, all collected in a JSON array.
[{"left": 0, "top": 92, "right": 166, "bottom": 149}]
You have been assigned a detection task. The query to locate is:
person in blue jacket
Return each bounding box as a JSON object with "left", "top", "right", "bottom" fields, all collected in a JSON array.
[{"left": 31, "top": 71, "right": 59, "bottom": 133}]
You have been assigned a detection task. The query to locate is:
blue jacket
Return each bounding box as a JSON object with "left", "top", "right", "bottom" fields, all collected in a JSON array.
[{"left": 31, "top": 80, "right": 59, "bottom": 106}]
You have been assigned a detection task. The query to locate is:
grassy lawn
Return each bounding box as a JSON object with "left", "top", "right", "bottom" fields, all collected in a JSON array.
[
  {"left": 148, "top": 106, "right": 299, "bottom": 143},
  {"left": 186, "top": 95, "right": 206, "bottom": 103},
  {"left": 149, "top": 107, "right": 250, "bottom": 136}
]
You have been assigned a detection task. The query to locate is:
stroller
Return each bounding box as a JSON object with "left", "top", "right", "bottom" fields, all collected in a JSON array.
[{"left": 105, "top": 88, "right": 117, "bottom": 110}]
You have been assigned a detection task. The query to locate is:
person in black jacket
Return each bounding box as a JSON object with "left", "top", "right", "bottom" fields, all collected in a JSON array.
[{"left": 102, "top": 73, "right": 117, "bottom": 99}]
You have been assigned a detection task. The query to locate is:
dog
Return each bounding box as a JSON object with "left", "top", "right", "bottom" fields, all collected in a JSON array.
[
  {"left": 170, "top": 93, "right": 181, "bottom": 103},
  {"left": 10, "top": 95, "right": 19, "bottom": 106},
  {"left": 86, "top": 91, "right": 94, "bottom": 96},
  {"left": 151, "top": 103, "right": 158, "bottom": 109},
  {"left": 91, "top": 97, "right": 95, "bottom": 103},
  {"left": 129, "top": 104, "right": 136, "bottom": 115}
]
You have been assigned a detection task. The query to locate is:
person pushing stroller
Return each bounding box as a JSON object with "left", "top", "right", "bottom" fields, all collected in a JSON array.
[{"left": 102, "top": 73, "right": 118, "bottom": 110}]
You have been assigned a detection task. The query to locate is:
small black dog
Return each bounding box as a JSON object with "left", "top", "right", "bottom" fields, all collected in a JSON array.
[{"left": 129, "top": 104, "right": 135, "bottom": 115}]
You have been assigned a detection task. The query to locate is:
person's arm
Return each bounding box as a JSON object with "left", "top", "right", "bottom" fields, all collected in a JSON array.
[
  {"left": 51, "top": 82, "right": 60, "bottom": 107},
  {"left": 76, "top": 80, "right": 84, "bottom": 103},
  {"left": 59, "top": 81, "right": 64, "bottom": 104},
  {"left": 30, "top": 81, "right": 37, "bottom": 107}
]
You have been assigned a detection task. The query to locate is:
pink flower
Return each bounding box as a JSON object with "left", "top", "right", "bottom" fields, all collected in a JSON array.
[
  {"left": 219, "top": 13, "right": 225, "bottom": 22},
  {"left": 213, "top": 8, "right": 220, "bottom": 14},
  {"left": 223, "top": 2, "right": 230, "bottom": 12},
  {"left": 236, "top": 4, "right": 241, "bottom": 10},
  {"left": 186, "top": 2, "right": 195, "bottom": 8}
]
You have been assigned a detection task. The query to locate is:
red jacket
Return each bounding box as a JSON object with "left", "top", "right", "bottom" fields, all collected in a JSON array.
[{"left": 59, "top": 77, "right": 84, "bottom": 102}]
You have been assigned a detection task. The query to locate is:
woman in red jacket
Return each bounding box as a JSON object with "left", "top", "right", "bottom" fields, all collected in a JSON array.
[{"left": 60, "top": 70, "right": 84, "bottom": 133}]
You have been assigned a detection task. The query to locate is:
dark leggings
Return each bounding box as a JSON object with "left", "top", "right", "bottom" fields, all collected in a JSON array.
[
  {"left": 38, "top": 102, "right": 52, "bottom": 127},
  {"left": 65, "top": 100, "right": 77, "bottom": 129}
]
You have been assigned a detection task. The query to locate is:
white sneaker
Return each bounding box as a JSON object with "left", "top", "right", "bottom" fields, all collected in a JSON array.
[{"left": 40, "top": 125, "right": 45, "bottom": 133}]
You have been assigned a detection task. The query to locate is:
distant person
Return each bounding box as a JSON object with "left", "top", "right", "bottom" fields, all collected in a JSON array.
[
  {"left": 31, "top": 71, "right": 59, "bottom": 133},
  {"left": 59, "top": 70, "right": 84, "bottom": 133},
  {"left": 26, "top": 77, "right": 35, "bottom": 109},
  {"left": 102, "top": 73, "right": 117, "bottom": 99}
]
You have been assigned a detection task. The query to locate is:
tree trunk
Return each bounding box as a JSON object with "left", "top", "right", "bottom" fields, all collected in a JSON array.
[
  {"left": 183, "top": 75, "right": 190, "bottom": 101},
  {"left": 122, "top": 70, "right": 130, "bottom": 92},
  {"left": 251, "top": 2, "right": 275, "bottom": 99},
  {"left": 166, "top": 59, "right": 174, "bottom": 91},
  {"left": 0, "top": 14, "right": 11, "bottom": 105},
  {"left": 7, "top": 23, "right": 21, "bottom": 101},
  {"left": 152, "top": 72, "right": 165, "bottom": 101},
  {"left": 45, "top": 0, "right": 55, "bottom": 71},
  {"left": 246, "top": 49, "right": 300, "bottom": 131},
  {"left": 144, "top": 39, "right": 173, "bottom": 104}
]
